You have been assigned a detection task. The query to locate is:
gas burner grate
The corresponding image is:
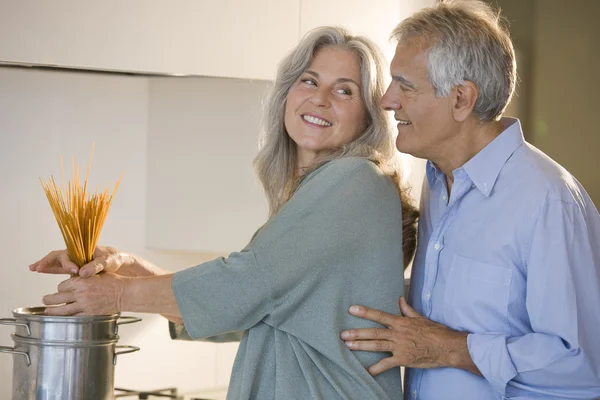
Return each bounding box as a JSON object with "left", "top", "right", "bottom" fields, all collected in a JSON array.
[{"left": 114, "top": 387, "right": 181, "bottom": 399}]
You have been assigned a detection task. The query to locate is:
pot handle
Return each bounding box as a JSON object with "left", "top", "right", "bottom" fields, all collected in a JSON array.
[
  {"left": 117, "top": 316, "right": 142, "bottom": 326},
  {"left": 113, "top": 345, "right": 140, "bottom": 365},
  {"left": 114, "top": 315, "right": 142, "bottom": 335},
  {"left": 0, "top": 346, "right": 31, "bottom": 366},
  {"left": 0, "top": 318, "right": 31, "bottom": 336}
]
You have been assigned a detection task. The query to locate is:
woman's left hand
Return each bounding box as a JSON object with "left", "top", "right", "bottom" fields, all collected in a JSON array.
[{"left": 42, "top": 273, "right": 126, "bottom": 316}]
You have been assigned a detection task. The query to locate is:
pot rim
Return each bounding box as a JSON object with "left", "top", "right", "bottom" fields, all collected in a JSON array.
[{"left": 12, "top": 307, "right": 120, "bottom": 322}]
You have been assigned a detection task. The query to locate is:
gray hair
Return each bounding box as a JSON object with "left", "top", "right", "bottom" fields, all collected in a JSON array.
[
  {"left": 391, "top": 0, "right": 516, "bottom": 121},
  {"left": 254, "top": 26, "right": 419, "bottom": 265}
]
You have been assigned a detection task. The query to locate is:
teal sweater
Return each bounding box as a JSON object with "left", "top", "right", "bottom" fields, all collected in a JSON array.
[{"left": 171, "top": 157, "right": 406, "bottom": 399}]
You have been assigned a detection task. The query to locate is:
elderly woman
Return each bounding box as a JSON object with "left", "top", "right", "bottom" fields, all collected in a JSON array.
[{"left": 30, "top": 26, "right": 418, "bottom": 399}]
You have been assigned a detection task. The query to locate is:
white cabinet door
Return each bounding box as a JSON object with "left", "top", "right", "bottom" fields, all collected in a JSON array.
[
  {"left": 299, "top": 0, "right": 400, "bottom": 62},
  {"left": 146, "top": 77, "right": 269, "bottom": 254},
  {"left": 0, "top": 0, "right": 299, "bottom": 80},
  {"left": 300, "top": 0, "right": 437, "bottom": 62}
]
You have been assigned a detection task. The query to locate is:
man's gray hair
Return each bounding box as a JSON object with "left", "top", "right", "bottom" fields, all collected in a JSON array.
[{"left": 392, "top": 0, "right": 516, "bottom": 121}]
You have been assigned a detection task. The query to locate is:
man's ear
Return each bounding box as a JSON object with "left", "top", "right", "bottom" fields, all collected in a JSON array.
[{"left": 451, "top": 80, "right": 478, "bottom": 122}]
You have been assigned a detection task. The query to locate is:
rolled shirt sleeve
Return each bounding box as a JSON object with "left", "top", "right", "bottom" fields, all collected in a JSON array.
[{"left": 468, "top": 192, "right": 600, "bottom": 398}]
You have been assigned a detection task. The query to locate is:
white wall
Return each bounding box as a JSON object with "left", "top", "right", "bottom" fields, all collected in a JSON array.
[
  {"left": 0, "top": 67, "right": 242, "bottom": 396},
  {"left": 146, "top": 77, "right": 269, "bottom": 254}
]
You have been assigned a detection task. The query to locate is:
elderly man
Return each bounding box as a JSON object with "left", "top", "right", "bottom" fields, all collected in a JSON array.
[{"left": 341, "top": 1, "right": 600, "bottom": 399}]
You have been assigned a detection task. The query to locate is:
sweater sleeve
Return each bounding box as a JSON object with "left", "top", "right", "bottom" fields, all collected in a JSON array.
[
  {"left": 172, "top": 157, "right": 401, "bottom": 339},
  {"left": 168, "top": 320, "right": 244, "bottom": 342}
]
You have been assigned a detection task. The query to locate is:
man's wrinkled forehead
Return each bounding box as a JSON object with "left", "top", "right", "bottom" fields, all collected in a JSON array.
[{"left": 390, "top": 37, "right": 432, "bottom": 83}]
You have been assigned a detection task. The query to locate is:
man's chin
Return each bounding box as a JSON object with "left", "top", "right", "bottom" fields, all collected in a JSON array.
[{"left": 395, "top": 140, "right": 418, "bottom": 158}]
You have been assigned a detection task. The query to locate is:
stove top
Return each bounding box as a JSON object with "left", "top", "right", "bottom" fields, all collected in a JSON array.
[
  {"left": 182, "top": 388, "right": 228, "bottom": 400},
  {"left": 114, "top": 387, "right": 227, "bottom": 400},
  {"left": 114, "top": 387, "right": 181, "bottom": 399}
]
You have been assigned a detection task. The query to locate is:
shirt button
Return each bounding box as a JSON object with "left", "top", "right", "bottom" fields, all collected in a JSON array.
[
  {"left": 426, "top": 292, "right": 431, "bottom": 300},
  {"left": 412, "top": 389, "right": 417, "bottom": 398},
  {"left": 434, "top": 243, "right": 441, "bottom": 251},
  {"left": 442, "top": 195, "right": 447, "bottom": 201}
]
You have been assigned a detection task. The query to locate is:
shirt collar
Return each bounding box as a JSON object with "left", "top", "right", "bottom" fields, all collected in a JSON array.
[
  {"left": 426, "top": 159, "right": 444, "bottom": 188},
  {"left": 462, "top": 117, "right": 525, "bottom": 196},
  {"left": 425, "top": 118, "right": 525, "bottom": 196}
]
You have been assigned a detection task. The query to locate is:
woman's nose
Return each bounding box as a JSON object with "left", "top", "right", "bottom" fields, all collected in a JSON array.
[{"left": 309, "top": 88, "right": 330, "bottom": 107}]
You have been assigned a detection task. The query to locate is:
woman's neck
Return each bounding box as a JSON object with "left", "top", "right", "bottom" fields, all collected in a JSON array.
[{"left": 296, "top": 149, "right": 318, "bottom": 171}]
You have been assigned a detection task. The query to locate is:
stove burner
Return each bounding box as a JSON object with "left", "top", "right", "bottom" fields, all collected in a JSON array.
[{"left": 114, "top": 387, "right": 181, "bottom": 399}]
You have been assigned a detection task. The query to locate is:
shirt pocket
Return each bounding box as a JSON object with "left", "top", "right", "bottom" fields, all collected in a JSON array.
[{"left": 443, "top": 254, "right": 513, "bottom": 333}]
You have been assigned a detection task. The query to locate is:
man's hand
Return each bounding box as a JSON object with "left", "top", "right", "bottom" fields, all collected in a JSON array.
[{"left": 340, "top": 297, "right": 481, "bottom": 377}]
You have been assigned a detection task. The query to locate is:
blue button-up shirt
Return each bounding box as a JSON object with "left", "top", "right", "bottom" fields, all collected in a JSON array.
[{"left": 405, "top": 118, "right": 600, "bottom": 400}]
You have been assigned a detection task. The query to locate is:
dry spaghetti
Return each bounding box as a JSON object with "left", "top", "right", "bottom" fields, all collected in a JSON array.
[{"left": 40, "top": 144, "right": 123, "bottom": 267}]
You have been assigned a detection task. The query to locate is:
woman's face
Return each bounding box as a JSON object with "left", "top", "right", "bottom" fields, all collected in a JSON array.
[{"left": 284, "top": 46, "right": 367, "bottom": 168}]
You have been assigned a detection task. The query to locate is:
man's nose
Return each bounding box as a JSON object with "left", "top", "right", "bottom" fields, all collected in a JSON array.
[{"left": 381, "top": 87, "right": 401, "bottom": 111}]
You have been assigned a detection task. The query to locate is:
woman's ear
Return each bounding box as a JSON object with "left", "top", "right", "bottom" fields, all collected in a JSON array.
[{"left": 451, "top": 81, "right": 479, "bottom": 122}]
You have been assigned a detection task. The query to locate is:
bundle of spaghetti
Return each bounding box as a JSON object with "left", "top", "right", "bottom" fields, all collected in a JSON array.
[{"left": 40, "top": 145, "right": 123, "bottom": 267}]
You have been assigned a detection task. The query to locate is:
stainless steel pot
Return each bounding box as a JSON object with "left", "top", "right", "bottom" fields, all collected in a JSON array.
[
  {"left": 0, "top": 307, "right": 141, "bottom": 400},
  {"left": 7, "top": 334, "right": 138, "bottom": 400},
  {"left": 0, "top": 307, "right": 141, "bottom": 341}
]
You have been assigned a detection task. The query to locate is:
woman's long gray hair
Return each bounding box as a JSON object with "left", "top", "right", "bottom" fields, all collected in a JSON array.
[{"left": 254, "top": 26, "right": 418, "bottom": 266}]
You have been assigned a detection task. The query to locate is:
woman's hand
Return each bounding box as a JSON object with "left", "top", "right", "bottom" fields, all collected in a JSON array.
[
  {"left": 42, "top": 273, "right": 126, "bottom": 316},
  {"left": 30, "top": 246, "right": 163, "bottom": 278},
  {"left": 29, "top": 250, "right": 80, "bottom": 275},
  {"left": 43, "top": 273, "right": 180, "bottom": 317},
  {"left": 29, "top": 246, "right": 131, "bottom": 277}
]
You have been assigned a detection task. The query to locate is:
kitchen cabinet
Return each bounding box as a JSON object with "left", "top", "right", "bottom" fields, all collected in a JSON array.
[
  {"left": 0, "top": 0, "right": 437, "bottom": 79},
  {"left": 300, "top": 0, "right": 437, "bottom": 62},
  {"left": 0, "top": 0, "right": 299, "bottom": 80},
  {"left": 299, "top": 0, "right": 402, "bottom": 62}
]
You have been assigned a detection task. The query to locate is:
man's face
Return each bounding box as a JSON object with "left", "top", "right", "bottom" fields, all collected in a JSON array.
[{"left": 381, "top": 38, "right": 457, "bottom": 161}]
